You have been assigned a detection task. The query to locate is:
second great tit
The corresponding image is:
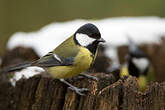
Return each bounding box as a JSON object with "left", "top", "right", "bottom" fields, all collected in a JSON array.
[
  {"left": 120, "top": 37, "right": 154, "bottom": 91},
  {"left": 3, "top": 23, "right": 105, "bottom": 95}
]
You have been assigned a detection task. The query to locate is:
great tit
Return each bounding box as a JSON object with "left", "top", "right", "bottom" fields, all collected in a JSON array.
[
  {"left": 2, "top": 23, "right": 105, "bottom": 95},
  {"left": 120, "top": 37, "right": 154, "bottom": 91}
]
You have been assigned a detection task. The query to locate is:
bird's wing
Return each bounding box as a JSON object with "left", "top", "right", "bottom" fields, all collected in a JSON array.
[
  {"left": 33, "top": 35, "right": 79, "bottom": 67},
  {"left": 32, "top": 52, "right": 74, "bottom": 67}
]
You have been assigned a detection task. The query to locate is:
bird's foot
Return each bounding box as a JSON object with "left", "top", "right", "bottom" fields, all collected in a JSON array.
[
  {"left": 68, "top": 86, "right": 89, "bottom": 96},
  {"left": 59, "top": 78, "right": 89, "bottom": 95}
]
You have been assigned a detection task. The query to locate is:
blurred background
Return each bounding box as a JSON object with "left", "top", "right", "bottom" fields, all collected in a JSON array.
[
  {"left": 1, "top": 0, "right": 165, "bottom": 55},
  {"left": 1, "top": 0, "right": 165, "bottom": 83}
]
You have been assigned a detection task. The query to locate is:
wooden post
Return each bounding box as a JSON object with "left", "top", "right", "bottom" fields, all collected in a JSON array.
[{"left": 0, "top": 73, "right": 165, "bottom": 110}]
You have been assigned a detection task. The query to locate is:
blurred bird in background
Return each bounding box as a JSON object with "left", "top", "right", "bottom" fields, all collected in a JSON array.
[{"left": 120, "top": 37, "right": 155, "bottom": 91}]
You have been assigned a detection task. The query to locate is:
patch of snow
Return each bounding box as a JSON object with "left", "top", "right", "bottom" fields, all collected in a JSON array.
[
  {"left": 7, "top": 17, "right": 165, "bottom": 57},
  {"left": 105, "top": 45, "right": 120, "bottom": 72},
  {"left": 10, "top": 66, "right": 44, "bottom": 86}
]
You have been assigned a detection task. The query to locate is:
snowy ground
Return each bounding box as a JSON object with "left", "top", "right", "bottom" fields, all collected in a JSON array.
[
  {"left": 10, "top": 67, "right": 45, "bottom": 86},
  {"left": 7, "top": 16, "right": 165, "bottom": 85}
]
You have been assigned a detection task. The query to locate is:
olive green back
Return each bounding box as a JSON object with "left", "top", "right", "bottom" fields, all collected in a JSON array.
[{"left": 53, "top": 35, "right": 79, "bottom": 58}]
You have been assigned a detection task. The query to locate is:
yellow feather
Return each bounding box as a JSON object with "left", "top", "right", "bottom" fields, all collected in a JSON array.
[
  {"left": 48, "top": 46, "right": 93, "bottom": 78},
  {"left": 120, "top": 65, "right": 129, "bottom": 78},
  {"left": 138, "top": 75, "right": 147, "bottom": 92}
]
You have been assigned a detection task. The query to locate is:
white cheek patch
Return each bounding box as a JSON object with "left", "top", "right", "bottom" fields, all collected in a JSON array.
[
  {"left": 76, "top": 33, "right": 96, "bottom": 47},
  {"left": 132, "top": 58, "right": 149, "bottom": 73}
]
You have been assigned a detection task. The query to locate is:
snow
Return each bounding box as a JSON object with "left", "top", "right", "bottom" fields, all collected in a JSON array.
[
  {"left": 105, "top": 45, "right": 120, "bottom": 71},
  {"left": 7, "top": 16, "right": 165, "bottom": 84},
  {"left": 7, "top": 17, "right": 165, "bottom": 57},
  {"left": 10, "top": 66, "right": 45, "bottom": 86}
]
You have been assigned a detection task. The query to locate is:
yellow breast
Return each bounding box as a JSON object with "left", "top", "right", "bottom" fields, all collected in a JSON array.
[
  {"left": 48, "top": 46, "right": 93, "bottom": 78},
  {"left": 138, "top": 75, "right": 147, "bottom": 92}
]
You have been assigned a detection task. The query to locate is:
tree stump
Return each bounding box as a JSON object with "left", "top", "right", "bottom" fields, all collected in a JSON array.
[{"left": 0, "top": 72, "right": 165, "bottom": 110}]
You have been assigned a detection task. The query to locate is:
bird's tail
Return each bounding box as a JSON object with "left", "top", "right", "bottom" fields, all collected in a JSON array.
[{"left": 0, "top": 62, "right": 32, "bottom": 73}]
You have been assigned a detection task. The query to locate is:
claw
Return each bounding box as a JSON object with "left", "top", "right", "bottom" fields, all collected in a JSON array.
[
  {"left": 59, "top": 79, "right": 89, "bottom": 96},
  {"left": 89, "top": 76, "right": 99, "bottom": 81},
  {"left": 68, "top": 87, "right": 89, "bottom": 96}
]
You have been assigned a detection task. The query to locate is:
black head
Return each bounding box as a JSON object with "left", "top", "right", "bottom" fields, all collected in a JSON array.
[
  {"left": 75, "top": 23, "right": 101, "bottom": 39},
  {"left": 128, "top": 37, "right": 147, "bottom": 58},
  {"left": 74, "top": 23, "right": 105, "bottom": 54},
  {"left": 127, "top": 38, "right": 150, "bottom": 76}
]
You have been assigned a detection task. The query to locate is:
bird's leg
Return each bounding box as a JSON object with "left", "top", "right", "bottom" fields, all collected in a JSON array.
[
  {"left": 59, "top": 79, "right": 89, "bottom": 95},
  {"left": 79, "top": 73, "right": 98, "bottom": 81}
]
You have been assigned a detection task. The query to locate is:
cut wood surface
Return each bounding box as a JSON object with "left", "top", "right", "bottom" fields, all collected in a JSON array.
[{"left": 0, "top": 72, "right": 165, "bottom": 110}]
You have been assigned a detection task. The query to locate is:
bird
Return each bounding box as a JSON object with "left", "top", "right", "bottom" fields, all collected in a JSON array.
[
  {"left": 120, "top": 37, "right": 154, "bottom": 91},
  {"left": 1, "top": 23, "right": 105, "bottom": 95}
]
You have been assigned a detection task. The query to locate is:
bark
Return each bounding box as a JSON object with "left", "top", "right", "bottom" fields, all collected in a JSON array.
[{"left": 0, "top": 73, "right": 165, "bottom": 110}]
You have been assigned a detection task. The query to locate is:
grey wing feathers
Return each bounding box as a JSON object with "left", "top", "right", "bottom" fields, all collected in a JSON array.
[
  {"left": 32, "top": 52, "right": 74, "bottom": 67},
  {"left": 32, "top": 56, "right": 61, "bottom": 67},
  {"left": 1, "top": 62, "right": 32, "bottom": 73},
  {"left": 0, "top": 53, "right": 75, "bottom": 73}
]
